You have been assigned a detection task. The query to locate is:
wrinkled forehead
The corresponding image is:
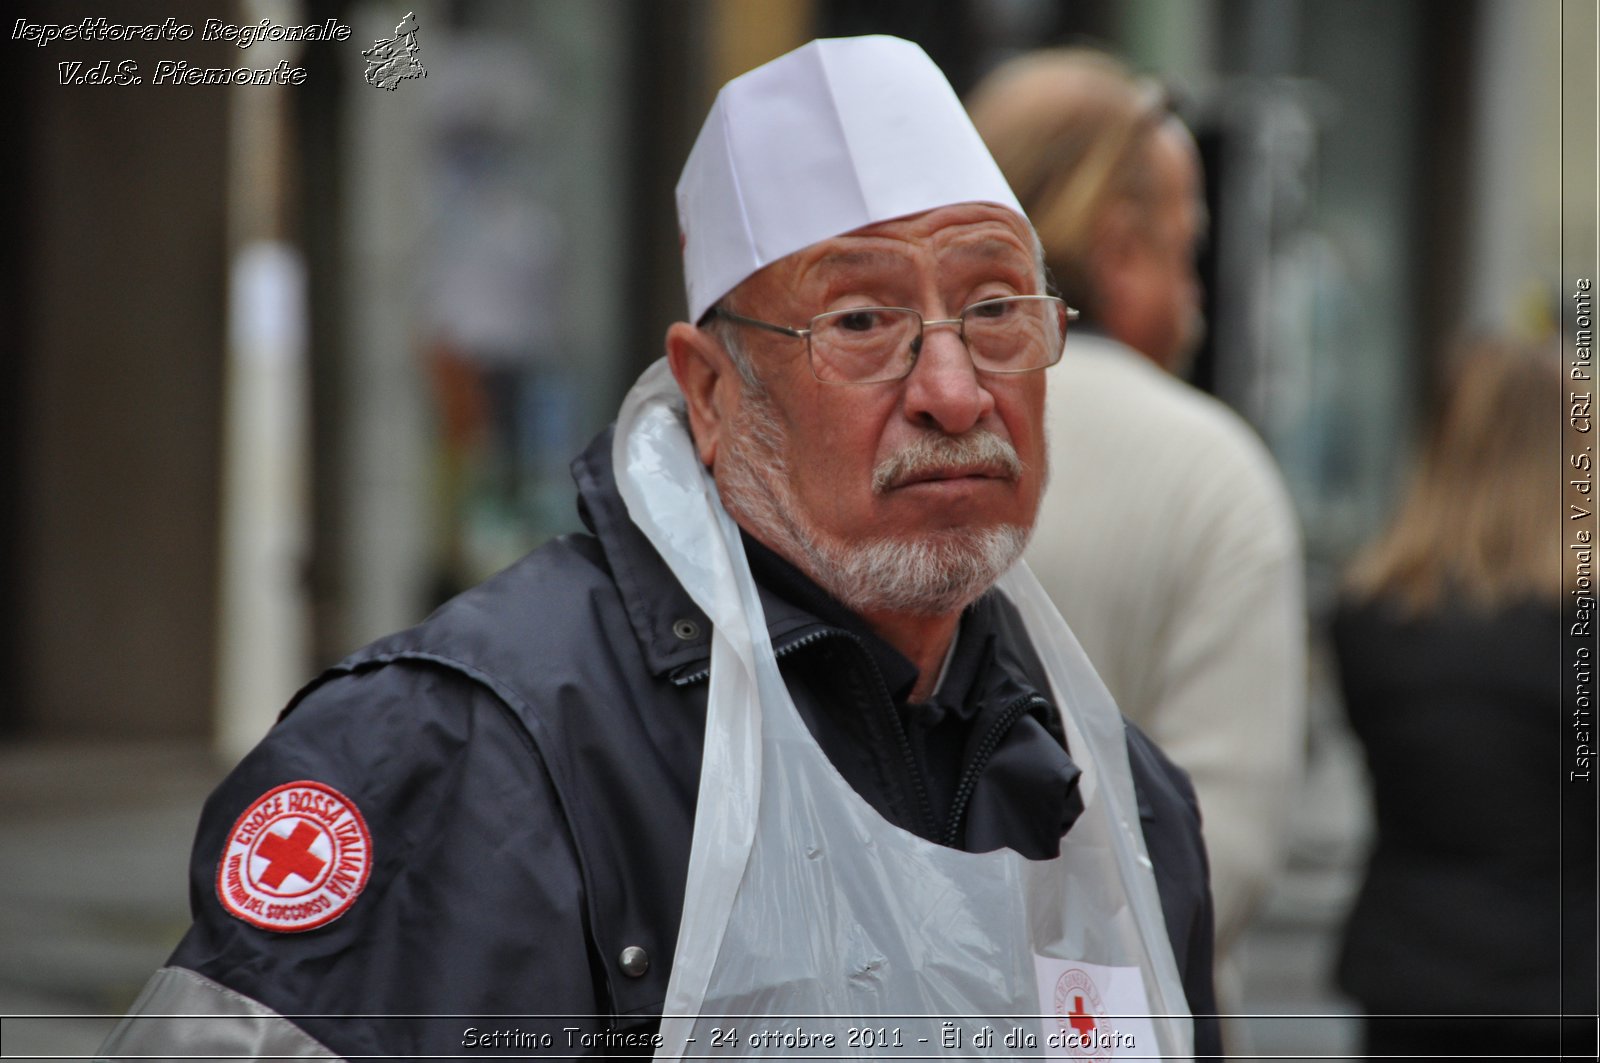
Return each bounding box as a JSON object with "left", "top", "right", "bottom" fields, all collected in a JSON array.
[
  {"left": 748, "top": 203, "right": 1040, "bottom": 301},
  {"left": 819, "top": 203, "right": 1034, "bottom": 259}
]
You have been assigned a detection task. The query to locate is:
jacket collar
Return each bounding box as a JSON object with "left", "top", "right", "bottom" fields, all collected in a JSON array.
[{"left": 570, "top": 425, "right": 823, "bottom": 681}]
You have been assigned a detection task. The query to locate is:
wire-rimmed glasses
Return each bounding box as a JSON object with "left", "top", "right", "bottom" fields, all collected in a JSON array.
[{"left": 713, "top": 295, "right": 1077, "bottom": 385}]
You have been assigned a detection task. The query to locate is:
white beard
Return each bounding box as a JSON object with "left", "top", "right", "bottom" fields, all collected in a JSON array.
[{"left": 714, "top": 383, "right": 1036, "bottom": 618}]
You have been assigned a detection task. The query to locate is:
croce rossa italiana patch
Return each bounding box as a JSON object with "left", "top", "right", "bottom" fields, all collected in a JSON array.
[{"left": 216, "top": 780, "right": 372, "bottom": 932}]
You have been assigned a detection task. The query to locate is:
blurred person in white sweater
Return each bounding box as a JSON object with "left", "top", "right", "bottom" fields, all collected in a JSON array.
[{"left": 969, "top": 49, "right": 1307, "bottom": 1040}]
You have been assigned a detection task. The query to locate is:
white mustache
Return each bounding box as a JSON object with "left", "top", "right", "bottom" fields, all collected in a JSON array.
[{"left": 872, "top": 431, "right": 1023, "bottom": 492}]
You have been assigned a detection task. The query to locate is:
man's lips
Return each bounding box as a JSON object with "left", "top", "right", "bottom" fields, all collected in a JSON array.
[
  {"left": 889, "top": 464, "right": 1013, "bottom": 489},
  {"left": 871, "top": 430, "right": 1025, "bottom": 493}
]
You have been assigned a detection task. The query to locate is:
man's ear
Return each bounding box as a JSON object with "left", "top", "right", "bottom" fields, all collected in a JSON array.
[{"left": 666, "top": 321, "right": 736, "bottom": 468}]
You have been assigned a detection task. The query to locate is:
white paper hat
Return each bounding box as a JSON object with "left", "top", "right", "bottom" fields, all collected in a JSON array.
[{"left": 676, "top": 35, "right": 1025, "bottom": 322}]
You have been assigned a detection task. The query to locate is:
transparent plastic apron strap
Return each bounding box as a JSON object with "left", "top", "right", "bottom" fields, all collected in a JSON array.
[
  {"left": 614, "top": 360, "right": 778, "bottom": 1051},
  {"left": 998, "top": 563, "right": 1194, "bottom": 1054}
]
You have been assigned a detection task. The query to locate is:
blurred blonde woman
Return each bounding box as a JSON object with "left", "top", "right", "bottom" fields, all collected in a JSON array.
[{"left": 1332, "top": 338, "right": 1594, "bottom": 1059}]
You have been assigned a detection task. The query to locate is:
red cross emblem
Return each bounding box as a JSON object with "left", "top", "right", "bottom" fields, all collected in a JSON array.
[
  {"left": 217, "top": 781, "right": 372, "bottom": 933},
  {"left": 1052, "top": 966, "right": 1111, "bottom": 1059},
  {"left": 255, "top": 822, "right": 329, "bottom": 889},
  {"left": 1068, "top": 994, "right": 1096, "bottom": 1037}
]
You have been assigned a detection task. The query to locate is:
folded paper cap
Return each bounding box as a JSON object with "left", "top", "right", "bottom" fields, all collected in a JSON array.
[{"left": 676, "top": 35, "right": 1026, "bottom": 322}]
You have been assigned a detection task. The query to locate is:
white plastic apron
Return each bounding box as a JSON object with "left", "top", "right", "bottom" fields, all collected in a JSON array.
[{"left": 615, "top": 360, "right": 1193, "bottom": 1060}]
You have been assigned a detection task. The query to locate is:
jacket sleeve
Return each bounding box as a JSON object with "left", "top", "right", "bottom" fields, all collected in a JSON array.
[{"left": 101, "top": 661, "right": 608, "bottom": 1061}]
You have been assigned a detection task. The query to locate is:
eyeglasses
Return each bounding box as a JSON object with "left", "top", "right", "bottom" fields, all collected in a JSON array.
[{"left": 712, "top": 295, "right": 1077, "bottom": 385}]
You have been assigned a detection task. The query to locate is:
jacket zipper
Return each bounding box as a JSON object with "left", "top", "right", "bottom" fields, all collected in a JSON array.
[
  {"left": 673, "top": 626, "right": 937, "bottom": 839},
  {"left": 940, "top": 693, "right": 1048, "bottom": 848},
  {"left": 669, "top": 627, "right": 832, "bottom": 687}
]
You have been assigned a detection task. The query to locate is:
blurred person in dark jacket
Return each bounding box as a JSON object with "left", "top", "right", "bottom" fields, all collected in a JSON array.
[
  {"left": 968, "top": 49, "right": 1307, "bottom": 1041},
  {"left": 1333, "top": 338, "right": 1596, "bottom": 1059}
]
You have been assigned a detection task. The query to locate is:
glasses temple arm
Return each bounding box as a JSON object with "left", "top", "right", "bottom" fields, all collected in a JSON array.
[{"left": 713, "top": 309, "right": 810, "bottom": 340}]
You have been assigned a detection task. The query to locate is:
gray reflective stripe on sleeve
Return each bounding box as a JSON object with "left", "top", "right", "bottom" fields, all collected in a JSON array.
[{"left": 97, "top": 965, "right": 341, "bottom": 1061}]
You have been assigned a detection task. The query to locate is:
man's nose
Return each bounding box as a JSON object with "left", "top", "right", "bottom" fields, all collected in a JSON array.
[{"left": 901, "top": 324, "right": 994, "bottom": 435}]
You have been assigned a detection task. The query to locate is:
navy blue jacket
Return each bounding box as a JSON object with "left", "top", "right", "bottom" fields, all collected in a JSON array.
[{"left": 164, "top": 428, "right": 1220, "bottom": 1058}]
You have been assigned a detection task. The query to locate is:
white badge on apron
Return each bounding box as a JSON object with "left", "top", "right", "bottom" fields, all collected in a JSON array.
[{"left": 615, "top": 361, "right": 1193, "bottom": 1060}]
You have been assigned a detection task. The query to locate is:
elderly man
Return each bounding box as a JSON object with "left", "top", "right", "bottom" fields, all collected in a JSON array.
[
  {"left": 102, "top": 38, "right": 1218, "bottom": 1060},
  {"left": 969, "top": 49, "right": 1307, "bottom": 1036}
]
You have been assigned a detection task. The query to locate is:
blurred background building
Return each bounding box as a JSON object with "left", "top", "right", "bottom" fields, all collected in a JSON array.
[{"left": 0, "top": 0, "right": 1592, "bottom": 1058}]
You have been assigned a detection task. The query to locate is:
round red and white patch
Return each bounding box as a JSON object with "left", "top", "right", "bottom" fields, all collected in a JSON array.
[
  {"left": 1052, "top": 966, "right": 1112, "bottom": 1061},
  {"left": 216, "top": 780, "right": 372, "bottom": 933}
]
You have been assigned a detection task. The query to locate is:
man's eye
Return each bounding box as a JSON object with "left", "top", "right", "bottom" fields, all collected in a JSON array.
[
  {"left": 836, "top": 310, "right": 884, "bottom": 332},
  {"left": 968, "top": 298, "right": 1016, "bottom": 320}
]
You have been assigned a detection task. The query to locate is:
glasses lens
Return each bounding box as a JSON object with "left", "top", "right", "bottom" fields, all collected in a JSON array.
[
  {"left": 808, "top": 308, "right": 921, "bottom": 383},
  {"left": 962, "top": 297, "right": 1067, "bottom": 372}
]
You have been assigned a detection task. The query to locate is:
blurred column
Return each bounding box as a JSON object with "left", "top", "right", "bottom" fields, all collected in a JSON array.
[
  {"left": 709, "top": 0, "right": 814, "bottom": 98},
  {"left": 337, "top": 0, "right": 432, "bottom": 647},
  {"left": 1115, "top": 0, "right": 1220, "bottom": 87},
  {"left": 1463, "top": 0, "right": 1564, "bottom": 336},
  {"left": 214, "top": 0, "right": 312, "bottom": 762}
]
